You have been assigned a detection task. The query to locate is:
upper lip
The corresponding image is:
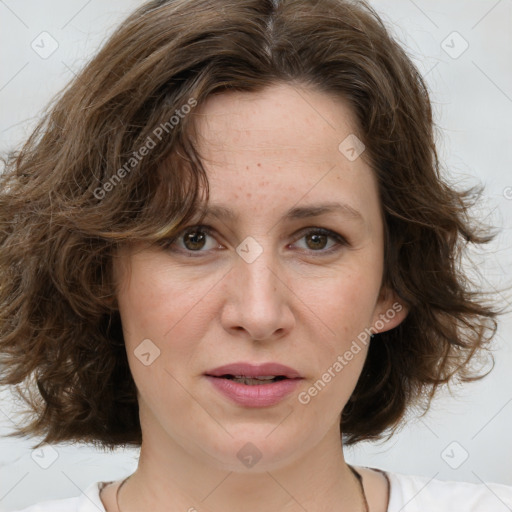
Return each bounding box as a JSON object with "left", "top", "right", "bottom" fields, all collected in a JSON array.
[{"left": 205, "top": 362, "right": 302, "bottom": 379}]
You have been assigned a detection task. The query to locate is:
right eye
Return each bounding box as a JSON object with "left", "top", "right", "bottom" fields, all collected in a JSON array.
[{"left": 161, "top": 225, "right": 223, "bottom": 255}]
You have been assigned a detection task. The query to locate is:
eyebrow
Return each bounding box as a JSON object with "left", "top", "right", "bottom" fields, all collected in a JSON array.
[{"left": 197, "top": 201, "right": 365, "bottom": 224}]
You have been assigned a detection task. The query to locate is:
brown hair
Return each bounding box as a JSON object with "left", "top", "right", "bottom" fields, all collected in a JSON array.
[{"left": 0, "top": 0, "right": 505, "bottom": 449}]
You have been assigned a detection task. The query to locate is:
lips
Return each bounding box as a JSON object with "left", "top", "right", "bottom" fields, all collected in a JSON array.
[
  {"left": 205, "top": 362, "right": 302, "bottom": 380},
  {"left": 204, "top": 362, "right": 303, "bottom": 407}
]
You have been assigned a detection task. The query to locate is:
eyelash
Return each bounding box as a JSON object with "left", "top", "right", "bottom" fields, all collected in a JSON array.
[{"left": 160, "top": 225, "right": 349, "bottom": 257}]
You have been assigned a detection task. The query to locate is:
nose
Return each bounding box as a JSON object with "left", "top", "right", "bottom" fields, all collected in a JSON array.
[{"left": 219, "top": 248, "right": 295, "bottom": 342}]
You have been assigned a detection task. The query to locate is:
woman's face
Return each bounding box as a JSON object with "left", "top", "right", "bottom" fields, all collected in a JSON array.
[{"left": 114, "top": 83, "right": 407, "bottom": 471}]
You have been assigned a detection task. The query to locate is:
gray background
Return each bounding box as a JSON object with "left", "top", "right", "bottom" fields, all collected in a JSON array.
[{"left": 0, "top": 0, "right": 511, "bottom": 510}]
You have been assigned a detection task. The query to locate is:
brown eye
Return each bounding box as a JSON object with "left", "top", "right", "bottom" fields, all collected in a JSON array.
[
  {"left": 183, "top": 230, "right": 208, "bottom": 251},
  {"left": 305, "top": 233, "right": 329, "bottom": 250},
  {"left": 161, "top": 225, "right": 221, "bottom": 255},
  {"left": 293, "top": 227, "right": 348, "bottom": 254}
]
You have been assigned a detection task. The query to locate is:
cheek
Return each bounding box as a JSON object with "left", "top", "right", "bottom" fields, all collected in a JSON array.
[
  {"left": 117, "top": 266, "right": 212, "bottom": 422},
  {"left": 299, "top": 266, "right": 381, "bottom": 343},
  {"left": 116, "top": 261, "right": 216, "bottom": 353},
  {"left": 116, "top": 261, "right": 224, "bottom": 424},
  {"left": 297, "top": 278, "right": 373, "bottom": 420},
  {"left": 290, "top": 264, "right": 380, "bottom": 412}
]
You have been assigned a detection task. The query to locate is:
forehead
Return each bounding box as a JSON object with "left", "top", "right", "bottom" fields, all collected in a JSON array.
[
  {"left": 193, "top": 82, "right": 361, "bottom": 161},
  {"left": 186, "top": 82, "right": 381, "bottom": 233}
]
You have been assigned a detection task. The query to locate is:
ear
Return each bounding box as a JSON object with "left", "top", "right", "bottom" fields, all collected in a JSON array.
[{"left": 370, "top": 286, "right": 409, "bottom": 335}]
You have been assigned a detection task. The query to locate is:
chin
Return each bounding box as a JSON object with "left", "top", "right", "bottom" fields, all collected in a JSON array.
[{"left": 190, "top": 424, "right": 312, "bottom": 473}]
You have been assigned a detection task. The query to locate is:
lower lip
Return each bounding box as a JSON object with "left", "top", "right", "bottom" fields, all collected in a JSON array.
[{"left": 205, "top": 376, "right": 302, "bottom": 407}]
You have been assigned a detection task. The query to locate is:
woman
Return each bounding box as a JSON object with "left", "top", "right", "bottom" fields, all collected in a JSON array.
[{"left": 1, "top": 0, "right": 511, "bottom": 510}]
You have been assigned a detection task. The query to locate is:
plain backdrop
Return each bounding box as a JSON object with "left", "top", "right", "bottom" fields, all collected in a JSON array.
[{"left": 0, "top": 1, "right": 511, "bottom": 510}]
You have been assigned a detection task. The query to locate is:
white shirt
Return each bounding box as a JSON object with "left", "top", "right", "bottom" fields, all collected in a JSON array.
[{"left": 12, "top": 470, "right": 512, "bottom": 512}]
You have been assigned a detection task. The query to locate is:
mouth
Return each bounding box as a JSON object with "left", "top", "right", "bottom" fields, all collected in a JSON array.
[
  {"left": 203, "top": 362, "right": 303, "bottom": 406},
  {"left": 204, "top": 362, "right": 302, "bottom": 381},
  {"left": 211, "top": 375, "right": 290, "bottom": 385}
]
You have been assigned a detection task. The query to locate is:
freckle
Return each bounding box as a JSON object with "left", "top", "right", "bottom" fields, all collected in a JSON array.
[
  {"left": 246, "top": 165, "right": 249, "bottom": 170},
  {"left": 257, "top": 162, "right": 261, "bottom": 167}
]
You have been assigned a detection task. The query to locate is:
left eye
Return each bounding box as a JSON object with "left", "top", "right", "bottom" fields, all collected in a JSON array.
[{"left": 291, "top": 228, "right": 348, "bottom": 253}]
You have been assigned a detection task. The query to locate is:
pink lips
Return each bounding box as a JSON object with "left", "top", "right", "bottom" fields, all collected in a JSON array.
[{"left": 204, "top": 362, "right": 303, "bottom": 407}]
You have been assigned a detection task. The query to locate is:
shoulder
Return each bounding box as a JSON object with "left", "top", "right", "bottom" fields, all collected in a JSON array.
[
  {"left": 385, "top": 470, "right": 512, "bottom": 512},
  {"left": 12, "top": 481, "right": 107, "bottom": 512}
]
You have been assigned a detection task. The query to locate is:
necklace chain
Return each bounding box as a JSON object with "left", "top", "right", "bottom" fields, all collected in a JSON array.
[
  {"left": 115, "top": 465, "right": 369, "bottom": 512},
  {"left": 349, "top": 464, "right": 370, "bottom": 512}
]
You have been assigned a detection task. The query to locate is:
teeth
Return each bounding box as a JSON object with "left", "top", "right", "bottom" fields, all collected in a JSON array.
[
  {"left": 230, "top": 376, "right": 281, "bottom": 385},
  {"left": 232, "top": 375, "right": 277, "bottom": 380}
]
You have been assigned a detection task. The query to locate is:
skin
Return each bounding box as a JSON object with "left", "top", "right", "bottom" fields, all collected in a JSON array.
[{"left": 105, "top": 82, "right": 408, "bottom": 512}]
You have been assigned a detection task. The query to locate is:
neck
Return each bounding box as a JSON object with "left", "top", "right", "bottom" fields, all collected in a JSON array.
[{"left": 119, "top": 421, "right": 364, "bottom": 512}]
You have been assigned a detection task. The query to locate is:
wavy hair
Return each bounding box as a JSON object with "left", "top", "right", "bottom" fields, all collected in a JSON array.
[{"left": 0, "top": 0, "right": 505, "bottom": 449}]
